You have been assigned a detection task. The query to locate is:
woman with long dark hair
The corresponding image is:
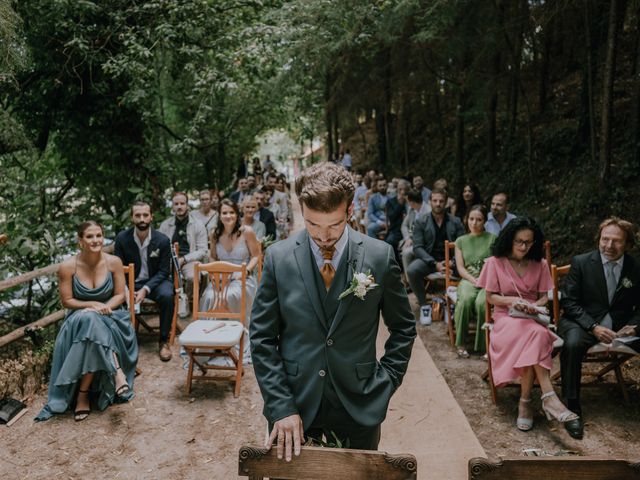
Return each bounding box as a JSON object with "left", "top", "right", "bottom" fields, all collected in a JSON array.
[
  {"left": 477, "top": 217, "right": 578, "bottom": 432},
  {"left": 36, "top": 221, "right": 137, "bottom": 422},
  {"left": 200, "top": 199, "right": 260, "bottom": 314},
  {"left": 453, "top": 183, "right": 483, "bottom": 223}
]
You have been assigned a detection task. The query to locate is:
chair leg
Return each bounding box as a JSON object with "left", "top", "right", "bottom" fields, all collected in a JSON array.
[
  {"left": 186, "top": 350, "right": 195, "bottom": 395},
  {"left": 169, "top": 298, "right": 179, "bottom": 345},
  {"left": 614, "top": 365, "right": 629, "bottom": 404},
  {"left": 234, "top": 335, "right": 244, "bottom": 397},
  {"left": 447, "top": 299, "right": 456, "bottom": 347}
]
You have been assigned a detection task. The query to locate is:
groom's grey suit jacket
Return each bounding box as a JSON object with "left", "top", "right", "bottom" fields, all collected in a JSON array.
[{"left": 250, "top": 226, "right": 416, "bottom": 429}]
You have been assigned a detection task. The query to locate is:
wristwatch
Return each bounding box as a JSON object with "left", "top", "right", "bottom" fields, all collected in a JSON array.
[{"left": 587, "top": 323, "right": 598, "bottom": 333}]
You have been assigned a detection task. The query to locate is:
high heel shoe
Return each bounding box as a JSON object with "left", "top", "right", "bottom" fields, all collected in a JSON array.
[
  {"left": 540, "top": 391, "right": 579, "bottom": 423},
  {"left": 74, "top": 389, "right": 90, "bottom": 422},
  {"left": 516, "top": 397, "right": 533, "bottom": 431},
  {"left": 114, "top": 367, "right": 131, "bottom": 399}
]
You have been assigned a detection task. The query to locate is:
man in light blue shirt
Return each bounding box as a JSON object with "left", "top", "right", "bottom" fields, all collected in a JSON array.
[
  {"left": 367, "top": 178, "right": 388, "bottom": 238},
  {"left": 412, "top": 175, "right": 431, "bottom": 203},
  {"left": 485, "top": 192, "right": 516, "bottom": 236}
]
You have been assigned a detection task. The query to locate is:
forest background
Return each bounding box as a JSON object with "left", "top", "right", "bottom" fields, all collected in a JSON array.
[{"left": 1, "top": 0, "right": 640, "bottom": 338}]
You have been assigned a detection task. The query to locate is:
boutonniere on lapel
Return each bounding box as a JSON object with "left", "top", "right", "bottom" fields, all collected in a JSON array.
[
  {"left": 621, "top": 277, "right": 633, "bottom": 289},
  {"left": 149, "top": 248, "right": 160, "bottom": 258},
  {"left": 339, "top": 271, "right": 378, "bottom": 300}
]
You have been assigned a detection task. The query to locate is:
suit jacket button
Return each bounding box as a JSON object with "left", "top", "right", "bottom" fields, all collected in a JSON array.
[
  {"left": 326, "top": 339, "right": 334, "bottom": 346},
  {"left": 318, "top": 369, "right": 326, "bottom": 377}
]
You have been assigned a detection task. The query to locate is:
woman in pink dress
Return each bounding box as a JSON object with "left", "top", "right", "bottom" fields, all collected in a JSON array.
[{"left": 478, "top": 217, "right": 578, "bottom": 432}]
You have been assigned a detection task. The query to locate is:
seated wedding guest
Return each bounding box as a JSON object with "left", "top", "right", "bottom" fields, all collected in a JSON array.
[
  {"left": 407, "top": 188, "right": 465, "bottom": 325},
  {"left": 159, "top": 192, "right": 208, "bottom": 300},
  {"left": 272, "top": 175, "right": 292, "bottom": 240},
  {"left": 477, "top": 217, "right": 578, "bottom": 432},
  {"left": 36, "top": 221, "right": 137, "bottom": 422},
  {"left": 453, "top": 183, "right": 483, "bottom": 223},
  {"left": 453, "top": 205, "right": 495, "bottom": 357},
  {"left": 201, "top": 199, "right": 260, "bottom": 312},
  {"left": 400, "top": 189, "right": 431, "bottom": 274},
  {"left": 367, "top": 177, "right": 388, "bottom": 238},
  {"left": 354, "top": 174, "right": 371, "bottom": 232},
  {"left": 201, "top": 200, "right": 260, "bottom": 364},
  {"left": 252, "top": 156, "right": 262, "bottom": 179},
  {"left": 241, "top": 196, "right": 266, "bottom": 240},
  {"left": 229, "top": 177, "right": 251, "bottom": 204},
  {"left": 485, "top": 192, "right": 516, "bottom": 235},
  {"left": 413, "top": 175, "right": 431, "bottom": 203},
  {"left": 191, "top": 189, "right": 218, "bottom": 236},
  {"left": 246, "top": 174, "right": 257, "bottom": 193},
  {"left": 433, "top": 178, "right": 456, "bottom": 211},
  {"left": 115, "top": 201, "right": 175, "bottom": 362},
  {"left": 385, "top": 183, "right": 409, "bottom": 264},
  {"left": 253, "top": 188, "right": 277, "bottom": 240},
  {"left": 558, "top": 217, "right": 640, "bottom": 440}
]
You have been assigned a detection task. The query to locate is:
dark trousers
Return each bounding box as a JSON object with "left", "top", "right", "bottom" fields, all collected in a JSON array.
[
  {"left": 136, "top": 280, "right": 175, "bottom": 342},
  {"left": 384, "top": 229, "right": 403, "bottom": 270},
  {"left": 558, "top": 321, "right": 598, "bottom": 406},
  {"left": 406, "top": 258, "right": 436, "bottom": 305},
  {"left": 306, "top": 380, "right": 381, "bottom": 451}
]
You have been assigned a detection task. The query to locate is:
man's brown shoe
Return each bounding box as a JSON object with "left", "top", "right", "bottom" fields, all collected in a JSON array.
[{"left": 159, "top": 342, "right": 172, "bottom": 362}]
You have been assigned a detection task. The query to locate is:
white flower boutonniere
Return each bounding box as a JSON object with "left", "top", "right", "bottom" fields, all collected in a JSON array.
[
  {"left": 149, "top": 249, "right": 160, "bottom": 258},
  {"left": 621, "top": 277, "right": 633, "bottom": 289},
  {"left": 339, "top": 270, "right": 378, "bottom": 301}
]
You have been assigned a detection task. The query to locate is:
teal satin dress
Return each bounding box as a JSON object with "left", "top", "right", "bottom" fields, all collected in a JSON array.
[{"left": 36, "top": 272, "right": 138, "bottom": 421}]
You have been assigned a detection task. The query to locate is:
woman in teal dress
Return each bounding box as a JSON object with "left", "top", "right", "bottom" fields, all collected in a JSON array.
[
  {"left": 36, "top": 221, "right": 138, "bottom": 421},
  {"left": 453, "top": 205, "right": 496, "bottom": 357}
]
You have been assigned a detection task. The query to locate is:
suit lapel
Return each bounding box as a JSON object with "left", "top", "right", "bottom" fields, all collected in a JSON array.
[
  {"left": 589, "top": 250, "right": 609, "bottom": 305},
  {"left": 611, "top": 253, "right": 633, "bottom": 304},
  {"left": 293, "top": 230, "right": 328, "bottom": 329},
  {"left": 329, "top": 227, "right": 364, "bottom": 336}
]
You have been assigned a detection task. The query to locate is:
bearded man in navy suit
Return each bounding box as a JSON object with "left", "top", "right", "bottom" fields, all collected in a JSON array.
[{"left": 114, "top": 201, "right": 175, "bottom": 362}]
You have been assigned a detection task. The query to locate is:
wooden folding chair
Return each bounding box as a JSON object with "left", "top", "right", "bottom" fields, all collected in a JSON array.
[
  {"left": 179, "top": 261, "right": 247, "bottom": 397},
  {"left": 257, "top": 243, "right": 264, "bottom": 283},
  {"left": 550, "top": 264, "right": 636, "bottom": 403},
  {"left": 130, "top": 242, "right": 181, "bottom": 345},
  {"left": 238, "top": 445, "right": 417, "bottom": 480},
  {"left": 121, "top": 263, "right": 136, "bottom": 326},
  {"left": 444, "top": 240, "right": 461, "bottom": 346}
]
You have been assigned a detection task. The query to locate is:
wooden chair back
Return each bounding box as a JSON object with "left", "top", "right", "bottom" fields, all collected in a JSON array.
[
  {"left": 238, "top": 445, "right": 417, "bottom": 480},
  {"left": 469, "top": 456, "right": 640, "bottom": 479},
  {"left": 193, "top": 261, "right": 247, "bottom": 325},
  {"left": 121, "top": 263, "right": 136, "bottom": 327},
  {"left": 257, "top": 243, "right": 264, "bottom": 283}
]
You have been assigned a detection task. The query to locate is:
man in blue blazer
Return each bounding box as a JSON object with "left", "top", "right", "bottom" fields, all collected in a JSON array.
[
  {"left": 250, "top": 162, "right": 416, "bottom": 461},
  {"left": 114, "top": 201, "right": 175, "bottom": 361}
]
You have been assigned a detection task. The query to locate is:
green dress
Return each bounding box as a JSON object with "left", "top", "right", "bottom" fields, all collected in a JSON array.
[
  {"left": 35, "top": 272, "right": 138, "bottom": 421},
  {"left": 453, "top": 232, "right": 495, "bottom": 353}
]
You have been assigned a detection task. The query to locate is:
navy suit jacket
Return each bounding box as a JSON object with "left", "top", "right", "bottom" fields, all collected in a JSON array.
[
  {"left": 114, "top": 228, "right": 172, "bottom": 292},
  {"left": 259, "top": 208, "right": 277, "bottom": 240},
  {"left": 560, "top": 250, "right": 640, "bottom": 332}
]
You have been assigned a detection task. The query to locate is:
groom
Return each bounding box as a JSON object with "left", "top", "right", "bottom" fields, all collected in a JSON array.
[{"left": 250, "top": 162, "right": 416, "bottom": 461}]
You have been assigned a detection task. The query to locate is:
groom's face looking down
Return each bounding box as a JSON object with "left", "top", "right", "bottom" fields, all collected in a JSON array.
[{"left": 302, "top": 201, "right": 353, "bottom": 249}]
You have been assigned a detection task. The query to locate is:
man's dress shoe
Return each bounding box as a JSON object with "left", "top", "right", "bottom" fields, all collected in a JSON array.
[{"left": 564, "top": 417, "right": 584, "bottom": 439}]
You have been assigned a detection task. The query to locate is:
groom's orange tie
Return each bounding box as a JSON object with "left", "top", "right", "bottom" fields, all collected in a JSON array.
[{"left": 320, "top": 245, "right": 336, "bottom": 290}]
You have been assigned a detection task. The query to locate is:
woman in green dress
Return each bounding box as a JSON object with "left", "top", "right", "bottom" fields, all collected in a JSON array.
[
  {"left": 453, "top": 205, "right": 496, "bottom": 357},
  {"left": 36, "top": 221, "right": 138, "bottom": 421}
]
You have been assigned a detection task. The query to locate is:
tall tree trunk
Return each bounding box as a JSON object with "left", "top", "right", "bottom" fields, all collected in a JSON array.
[
  {"left": 507, "top": 6, "right": 524, "bottom": 141},
  {"left": 632, "top": 10, "right": 640, "bottom": 166},
  {"left": 332, "top": 107, "right": 340, "bottom": 158},
  {"left": 538, "top": 17, "right": 551, "bottom": 114},
  {"left": 375, "top": 107, "right": 387, "bottom": 168},
  {"left": 584, "top": 0, "right": 598, "bottom": 165},
  {"left": 455, "top": 88, "right": 466, "bottom": 185},
  {"left": 487, "top": 53, "right": 500, "bottom": 166},
  {"left": 599, "top": 0, "right": 620, "bottom": 183},
  {"left": 325, "top": 70, "right": 334, "bottom": 162}
]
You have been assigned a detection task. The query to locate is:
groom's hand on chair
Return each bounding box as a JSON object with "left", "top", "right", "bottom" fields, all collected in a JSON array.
[{"left": 266, "top": 414, "right": 304, "bottom": 462}]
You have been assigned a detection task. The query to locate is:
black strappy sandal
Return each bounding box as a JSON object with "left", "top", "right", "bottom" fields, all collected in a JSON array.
[
  {"left": 74, "top": 389, "right": 90, "bottom": 421},
  {"left": 115, "top": 383, "right": 131, "bottom": 398}
]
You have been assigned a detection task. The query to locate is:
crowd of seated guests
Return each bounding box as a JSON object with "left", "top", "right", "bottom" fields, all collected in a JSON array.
[{"left": 35, "top": 156, "right": 293, "bottom": 422}]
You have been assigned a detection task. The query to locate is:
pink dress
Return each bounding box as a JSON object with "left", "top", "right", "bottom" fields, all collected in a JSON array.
[{"left": 477, "top": 256, "right": 554, "bottom": 387}]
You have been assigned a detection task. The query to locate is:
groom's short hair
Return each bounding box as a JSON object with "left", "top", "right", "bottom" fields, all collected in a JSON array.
[{"left": 295, "top": 161, "right": 355, "bottom": 212}]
